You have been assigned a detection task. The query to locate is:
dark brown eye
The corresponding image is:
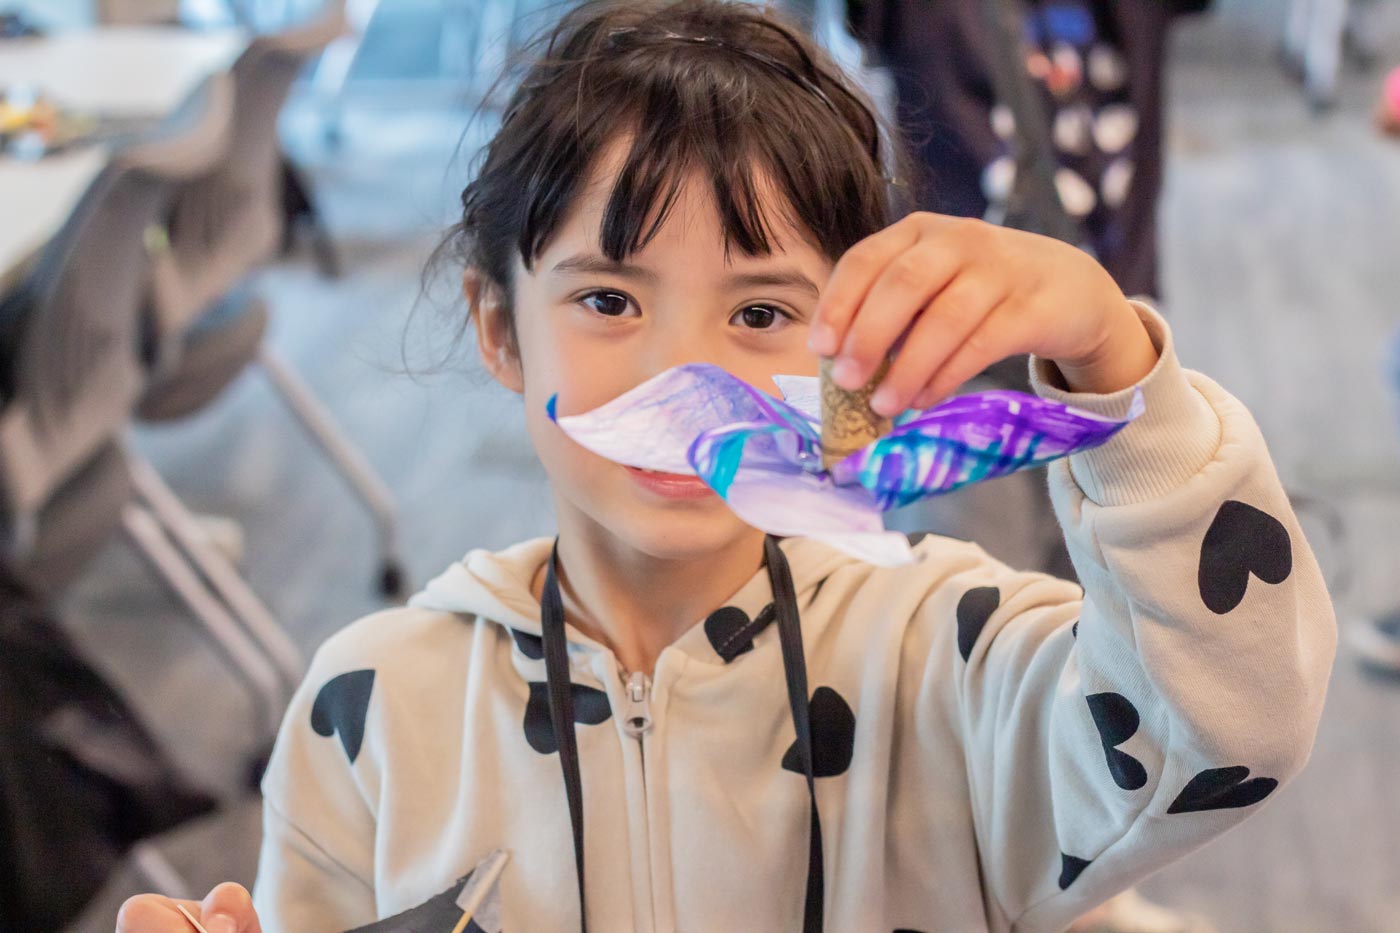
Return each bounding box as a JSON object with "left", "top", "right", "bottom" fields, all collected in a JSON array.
[
  {"left": 583, "top": 291, "right": 631, "bottom": 316},
  {"left": 738, "top": 305, "right": 779, "bottom": 329}
]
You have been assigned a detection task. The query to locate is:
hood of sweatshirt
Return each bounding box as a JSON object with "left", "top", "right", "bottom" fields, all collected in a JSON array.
[{"left": 407, "top": 535, "right": 858, "bottom": 663}]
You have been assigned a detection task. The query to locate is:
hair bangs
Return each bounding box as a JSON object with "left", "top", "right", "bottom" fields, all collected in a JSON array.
[{"left": 567, "top": 44, "right": 884, "bottom": 268}]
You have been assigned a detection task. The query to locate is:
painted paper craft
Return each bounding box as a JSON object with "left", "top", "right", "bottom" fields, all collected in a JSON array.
[
  {"left": 550, "top": 364, "right": 1143, "bottom": 566},
  {"left": 341, "top": 849, "right": 508, "bottom": 933}
]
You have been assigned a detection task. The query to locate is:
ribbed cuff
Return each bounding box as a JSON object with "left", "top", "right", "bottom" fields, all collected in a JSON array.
[{"left": 1028, "top": 301, "right": 1221, "bottom": 507}]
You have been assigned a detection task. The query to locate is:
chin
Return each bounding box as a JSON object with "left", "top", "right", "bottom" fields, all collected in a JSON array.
[{"left": 614, "top": 506, "right": 763, "bottom": 563}]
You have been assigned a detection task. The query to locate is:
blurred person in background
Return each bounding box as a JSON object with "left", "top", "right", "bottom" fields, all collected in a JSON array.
[
  {"left": 1375, "top": 62, "right": 1400, "bottom": 133},
  {"left": 1349, "top": 187, "right": 1400, "bottom": 668},
  {"left": 1281, "top": 0, "right": 1385, "bottom": 111}
]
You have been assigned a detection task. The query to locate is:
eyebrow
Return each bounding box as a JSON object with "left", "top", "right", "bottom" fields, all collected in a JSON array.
[
  {"left": 550, "top": 252, "right": 820, "bottom": 297},
  {"left": 550, "top": 253, "right": 659, "bottom": 284},
  {"left": 725, "top": 269, "right": 820, "bottom": 298}
]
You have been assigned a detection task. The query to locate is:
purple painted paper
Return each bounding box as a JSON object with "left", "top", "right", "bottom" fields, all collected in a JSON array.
[{"left": 550, "top": 363, "right": 1142, "bottom": 565}]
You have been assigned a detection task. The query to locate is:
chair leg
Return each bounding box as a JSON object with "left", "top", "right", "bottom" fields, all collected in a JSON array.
[
  {"left": 120, "top": 504, "right": 284, "bottom": 736},
  {"left": 280, "top": 157, "right": 342, "bottom": 279},
  {"left": 256, "top": 345, "right": 407, "bottom": 599},
  {"left": 124, "top": 448, "right": 304, "bottom": 688}
]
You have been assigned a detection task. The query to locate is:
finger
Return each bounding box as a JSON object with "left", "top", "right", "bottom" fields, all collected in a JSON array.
[
  {"left": 868, "top": 272, "right": 1007, "bottom": 416},
  {"left": 116, "top": 895, "right": 204, "bottom": 932},
  {"left": 830, "top": 240, "right": 966, "bottom": 391},
  {"left": 200, "top": 883, "right": 260, "bottom": 933},
  {"left": 808, "top": 213, "right": 932, "bottom": 356},
  {"left": 915, "top": 307, "right": 1031, "bottom": 407}
]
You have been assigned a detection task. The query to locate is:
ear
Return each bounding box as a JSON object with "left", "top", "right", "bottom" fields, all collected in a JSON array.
[{"left": 465, "top": 268, "right": 524, "bottom": 394}]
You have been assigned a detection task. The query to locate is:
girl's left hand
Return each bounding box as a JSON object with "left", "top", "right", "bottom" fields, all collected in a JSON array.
[{"left": 808, "top": 213, "right": 1160, "bottom": 416}]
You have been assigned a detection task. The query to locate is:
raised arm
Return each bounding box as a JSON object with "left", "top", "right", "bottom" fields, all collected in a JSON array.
[{"left": 933, "top": 306, "right": 1335, "bottom": 929}]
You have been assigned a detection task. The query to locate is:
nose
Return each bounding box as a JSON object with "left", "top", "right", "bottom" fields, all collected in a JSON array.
[{"left": 640, "top": 319, "right": 729, "bottom": 379}]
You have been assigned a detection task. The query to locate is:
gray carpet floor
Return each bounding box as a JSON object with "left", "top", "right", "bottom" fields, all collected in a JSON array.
[{"left": 58, "top": 1, "right": 1400, "bottom": 930}]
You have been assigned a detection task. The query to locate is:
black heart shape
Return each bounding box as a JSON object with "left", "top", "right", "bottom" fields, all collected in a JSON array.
[
  {"left": 310, "top": 669, "right": 375, "bottom": 764},
  {"left": 1167, "top": 766, "right": 1278, "bottom": 814},
  {"left": 344, "top": 871, "right": 483, "bottom": 932},
  {"left": 1059, "top": 852, "right": 1092, "bottom": 889},
  {"left": 956, "top": 587, "right": 1001, "bottom": 662},
  {"left": 781, "top": 686, "right": 856, "bottom": 778},
  {"left": 704, "top": 603, "right": 775, "bottom": 663},
  {"left": 1086, "top": 692, "right": 1147, "bottom": 791},
  {"left": 511, "top": 627, "right": 545, "bottom": 660},
  {"left": 523, "top": 681, "right": 612, "bottom": 755},
  {"left": 1198, "top": 500, "right": 1292, "bottom": 614}
]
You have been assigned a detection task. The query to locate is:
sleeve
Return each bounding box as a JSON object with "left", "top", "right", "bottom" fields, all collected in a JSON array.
[
  {"left": 941, "top": 303, "right": 1337, "bottom": 931},
  {"left": 251, "top": 637, "right": 382, "bottom": 933}
]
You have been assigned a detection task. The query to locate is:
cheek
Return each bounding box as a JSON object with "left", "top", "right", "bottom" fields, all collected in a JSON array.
[
  {"left": 513, "top": 316, "right": 640, "bottom": 484},
  {"left": 514, "top": 310, "right": 643, "bottom": 418},
  {"left": 726, "top": 345, "right": 821, "bottom": 403}
]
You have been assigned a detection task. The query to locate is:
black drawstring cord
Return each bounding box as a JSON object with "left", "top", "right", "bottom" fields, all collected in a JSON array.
[
  {"left": 542, "top": 541, "right": 588, "bottom": 932},
  {"left": 539, "top": 535, "right": 824, "bottom": 931},
  {"left": 765, "top": 534, "right": 825, "bottom": 933}
]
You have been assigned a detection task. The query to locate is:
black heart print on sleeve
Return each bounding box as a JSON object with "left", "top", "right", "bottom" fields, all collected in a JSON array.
[
  {"left": 1198, "top": 500, "right": 1291, "bottom": 614},
  {"left": 311, "top": 669, "right": 376, "bottom": 764},
  {"left": 1058, "top": 852, "right": 1092, "bottom": 889},
  {"left": 956, "top": 587, "right": 1001, "bottom": 662},
  {"left": 1168, "top": 766, "right": 1278, "bottom": 814},
  {"left": 1086, "top": 692, "right": 1147, "bottom": 791}
]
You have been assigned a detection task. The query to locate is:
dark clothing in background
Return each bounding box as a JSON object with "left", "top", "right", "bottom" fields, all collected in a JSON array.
[
  {"left": 0, "top": 566, "right": 216, "bottom": 930},
  {"left": 850, "top": 0, "right": 1172, "bottom": 299}
]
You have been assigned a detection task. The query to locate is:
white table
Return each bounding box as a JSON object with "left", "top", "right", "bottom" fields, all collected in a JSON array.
[{"left": 0, "top": 27, "right": 245, "bottom": 286}]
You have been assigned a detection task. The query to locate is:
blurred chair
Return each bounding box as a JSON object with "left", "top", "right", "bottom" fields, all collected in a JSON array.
[
  {"left": 139, "top": 0, "right": 408, "bottom": 599},
  {"left": 0, "top": 73, "right": 297, "bottom": 738},
  {"left": 96, "top": 0, "right": 182, "bottom": 25}
]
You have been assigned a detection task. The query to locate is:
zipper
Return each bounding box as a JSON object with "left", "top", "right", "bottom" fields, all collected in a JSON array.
[
  {"left": 620, "top": 668, "right": 653, "bottom": 737},
  {"left": 614, "top": 662, "right": 657, "bottom": 930}
]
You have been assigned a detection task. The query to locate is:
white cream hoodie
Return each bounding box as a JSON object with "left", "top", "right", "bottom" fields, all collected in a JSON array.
[{"left": 253, "top": 306, "right": 1336, "bottom": 932}]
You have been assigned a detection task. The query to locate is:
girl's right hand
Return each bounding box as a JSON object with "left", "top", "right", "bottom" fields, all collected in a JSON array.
[{"left": 116, "top": 882, "right": 261, "bottom": 933}]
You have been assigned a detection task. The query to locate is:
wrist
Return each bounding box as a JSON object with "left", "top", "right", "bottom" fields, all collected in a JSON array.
[{"left": 1054, "top": 301, "right": 1159, "bottom": 394}]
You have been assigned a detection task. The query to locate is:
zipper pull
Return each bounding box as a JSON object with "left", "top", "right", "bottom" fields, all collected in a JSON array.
[{"left": 621, "top": 670, "right": 652, "bottom": 738}]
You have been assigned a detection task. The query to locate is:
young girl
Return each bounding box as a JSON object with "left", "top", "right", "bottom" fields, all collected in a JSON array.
[{"left": 118, "top": 1, "right": 1335, "bottom": 931}]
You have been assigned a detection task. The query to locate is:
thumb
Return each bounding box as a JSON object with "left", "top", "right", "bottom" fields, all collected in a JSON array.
[{"left": 199, "top": 883, "right": 260, "bottom": 933}]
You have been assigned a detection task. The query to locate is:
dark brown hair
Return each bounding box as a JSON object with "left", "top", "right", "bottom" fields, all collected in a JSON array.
[{"left": 438, "top": 0, "right": 919, "bottom": 343}]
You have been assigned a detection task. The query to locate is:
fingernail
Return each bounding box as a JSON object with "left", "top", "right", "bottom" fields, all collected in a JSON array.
[
  {"left": 206, "top": 914, "right": 237, "bottom": 933},
  {"left": 870, "top": 386, "right": 899, "bottom": 416},
  {"left": 831, "top": 357, "right": 861, "bottom": 389},
  {"left": 808, "top": 324, "right": 836, "bottom": 355}
]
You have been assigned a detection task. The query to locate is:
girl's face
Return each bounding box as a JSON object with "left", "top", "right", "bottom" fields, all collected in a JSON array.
[{"left": 473, "top": 140, "right": 833, "bottom": 562}]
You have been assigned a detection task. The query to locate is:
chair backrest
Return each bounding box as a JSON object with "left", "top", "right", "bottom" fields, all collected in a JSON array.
[
  {"left": 160, "top": 0, "right": 346, "bottom": 329},
  {"left": 0, "top": 72, "right": 234, "bottom": 547}
]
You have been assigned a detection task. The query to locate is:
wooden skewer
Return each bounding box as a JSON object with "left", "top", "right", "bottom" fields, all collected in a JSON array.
[
  {"left": 449, "top": 849, "right": 511, "bottom": 933},
  {"left": 176, "top": 904, "right": 211, "bottom": 933},
  {"left": 819, "top": 356, "right": 892, "bottom": 469}
]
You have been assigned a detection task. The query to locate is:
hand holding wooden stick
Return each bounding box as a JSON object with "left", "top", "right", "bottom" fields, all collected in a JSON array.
[{"left": 819, "top": 356, "right": 892, "bottom": 469}]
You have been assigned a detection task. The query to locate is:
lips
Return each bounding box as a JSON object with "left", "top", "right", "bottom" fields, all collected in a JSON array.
[{"left": 624, "top": 465, "right": 716, "bottom": 500}]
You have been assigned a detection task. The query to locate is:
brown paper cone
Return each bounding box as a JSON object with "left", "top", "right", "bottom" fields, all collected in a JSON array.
[{"left": 819, "top": 357, "right": 892, "bottom": 469}]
